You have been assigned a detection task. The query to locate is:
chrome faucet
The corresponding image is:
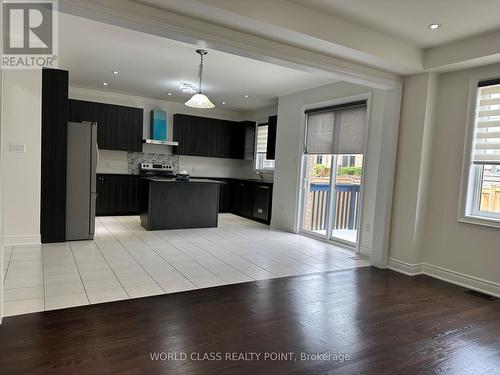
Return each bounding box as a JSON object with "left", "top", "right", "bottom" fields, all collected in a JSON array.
[{"left": 254, "top": 171, "right": 264, "bottom": 180}]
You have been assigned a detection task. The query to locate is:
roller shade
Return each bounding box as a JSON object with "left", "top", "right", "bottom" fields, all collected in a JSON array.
[
  {"left": 256, "top": 124, "right": 268, "bottom": 153},
  {"left": 305, "top": 101, "right": 367, "bottom": 154},
  {"left": 473, "top": 81, "right": 500, "bottom": 164}
]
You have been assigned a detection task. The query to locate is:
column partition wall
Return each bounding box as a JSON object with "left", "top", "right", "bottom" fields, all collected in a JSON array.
[{"left": 300, "top": 100, "right": 368, "bottom": 249}]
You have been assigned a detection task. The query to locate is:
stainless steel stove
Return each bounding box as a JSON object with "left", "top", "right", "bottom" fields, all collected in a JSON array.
[{"left": 139, "top": 163, "right": 174, "bottom": 177}]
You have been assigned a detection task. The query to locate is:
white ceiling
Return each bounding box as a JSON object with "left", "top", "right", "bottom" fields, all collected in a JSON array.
[
  {"left": 288, "top": 0, "right": 500, "bottom": 48},
  {"left": 58, "top": 13, "right": 335, "bottom": 111}
]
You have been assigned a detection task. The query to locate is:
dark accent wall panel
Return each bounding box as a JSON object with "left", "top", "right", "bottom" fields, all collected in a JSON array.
[{"left": 41, "top": 68, "right": 69, "bottom": 243}]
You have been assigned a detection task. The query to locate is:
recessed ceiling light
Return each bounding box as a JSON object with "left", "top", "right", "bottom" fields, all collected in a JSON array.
[
  {"left": 221, "top": 101, "right": 226, "bottom": 105},
  {"left": 103, "top": 82, "right": 109, "bottom": 86},
  {"left": 167, "top": 92, "right": 172, "bottom": 96},
  {"left": 428, "top": 23, "right": 441, "bottom": 30},
  {"left": 112, "top": 70, "right": 119, "bottom": 75},
  {"left": 244, "top": 94, "right": 249, "bottom": 98}
]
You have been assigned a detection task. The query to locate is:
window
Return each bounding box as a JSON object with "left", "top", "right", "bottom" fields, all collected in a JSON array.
[
  {"left": 255, "top": 124, "right": 275, "bottom": 170},
  {"left": 341, "top": 155, "right": 356, "bottom": 167},
  {"left": 462, "top": 79, "right": 500, "bottom": 223}
]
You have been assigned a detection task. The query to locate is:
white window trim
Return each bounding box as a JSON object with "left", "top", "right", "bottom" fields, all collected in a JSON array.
[
  {"left": 458, "top": 70, "right": 500, "bottom": 228},
  {"left": 254, "top": 123, "right": 275, "bottom": 173}
]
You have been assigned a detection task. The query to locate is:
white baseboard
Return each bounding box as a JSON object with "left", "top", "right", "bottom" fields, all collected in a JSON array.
[
  {"left": 388, "top": 257, "right": 500, "bottom": 298},
  {"left": 423, "top": 263, "right": 500, "bottom": 298},
  {"left": 358, "top": 245, "right": 372, "bottom": 257},
  {"left": 3, "top": 235, "right": 41, "bottom": 246},
  {"left": 387, "top": 258, "right": 424, "bottom": 276}
]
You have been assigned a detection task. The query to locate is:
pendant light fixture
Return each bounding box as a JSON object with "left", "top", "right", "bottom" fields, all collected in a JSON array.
[{"left": 185, "top": 49, "right": 215, "bottom": 109}]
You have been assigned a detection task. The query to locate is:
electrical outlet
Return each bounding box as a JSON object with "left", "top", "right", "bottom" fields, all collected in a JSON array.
[
  {"left": 9, "top": 143, "right": 26, "bottom": 153},
  {"left": 364, "top": 223, "right": 371, "bottom": 233}
]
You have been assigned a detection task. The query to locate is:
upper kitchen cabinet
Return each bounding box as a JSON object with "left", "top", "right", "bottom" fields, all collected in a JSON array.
[
  {"left": 220, "top": 120, "right": 245, "bottom": 159},
  {"left": 242, "top": 121, "right": 256, "bottom": 161},
  {"left": 172, "top": 114, "right": 253, "bottom": 159},
  {"left": 266, "top": 115, "right": 277, "bottom": 160},
  {"left": 69, "top": 99, "right": 143, "bottom": 152},
  {"left": 172, "top": 113, "right": 204, "bottom": 156}
]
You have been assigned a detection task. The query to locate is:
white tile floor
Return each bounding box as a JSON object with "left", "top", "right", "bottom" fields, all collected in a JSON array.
[{"left": 3, "top": 214, "right": 369, "bottom": 317}]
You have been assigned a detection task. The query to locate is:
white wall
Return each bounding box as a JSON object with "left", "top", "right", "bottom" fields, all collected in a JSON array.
[
  {"left": 2, "top": 70, "right": 42, "bottom": 245},
  {"left": 69, "top": 86, "right": 255, "bottom": 177},
  {"left": 271, "top": 81, "right": 401, "bottom": 263},
  {"left": 389, "top": 73, "right": 437, "bottom": 265},
  {"left": 424, "top": 64, "right": 500, "bottom": 285},
  {"left": 389, "top": 63, "right": 500, "bottom": 295},
  {"left": 242, "top": 105, "right": 278, "bottom": 125}
]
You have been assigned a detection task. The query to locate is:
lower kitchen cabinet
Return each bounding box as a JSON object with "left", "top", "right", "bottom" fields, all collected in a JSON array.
[
  {"left": 96, "top": 174, "right": 272, "bottom": 223},
  {"left": 218, "top": 181, "right": 230, "bottom": 213},
  {"left": 96, "top": 174, "right": 141, "bottom": 216},
  {"left": 253, "top": 184, "right": 272, "bottom": 221},
  {"left": 227, "top": 179, "right": 273, "bottom": 224}
]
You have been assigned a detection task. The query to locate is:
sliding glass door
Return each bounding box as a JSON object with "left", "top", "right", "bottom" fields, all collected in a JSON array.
[
  {"left": 301, "top": 153, "right": 363, "bottom": 247},
  {"left": 302, "top": 154, "right": 333, "bottom": 237},
  {"left": 330, "top": 154, "right": 363, "bottom": 245},
  {"left": 300, "top": 99, "right": 368, "bottom": 249}
]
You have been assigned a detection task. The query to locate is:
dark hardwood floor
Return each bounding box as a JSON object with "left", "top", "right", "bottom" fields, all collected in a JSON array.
[{"left": 0, "top": 267, "right": 499, "bottom": 374}]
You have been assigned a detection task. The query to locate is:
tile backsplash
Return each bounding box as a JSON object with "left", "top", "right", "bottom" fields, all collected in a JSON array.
[{"left": 127, "top": 152, "right": 179, "bottom": 174}]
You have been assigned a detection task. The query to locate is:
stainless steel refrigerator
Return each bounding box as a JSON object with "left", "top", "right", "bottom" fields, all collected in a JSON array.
[{"left": 66, "top": 121, "right": 98, "bottom": 241}]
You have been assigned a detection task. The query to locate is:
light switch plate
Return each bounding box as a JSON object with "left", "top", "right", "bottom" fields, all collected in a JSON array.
[{"left": 9, "top": 143, "right": 26, "bottom": 153}]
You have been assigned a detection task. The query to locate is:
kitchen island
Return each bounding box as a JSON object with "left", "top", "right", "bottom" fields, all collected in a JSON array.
[{"left": 140, "top": 177, "right": 222, "bottom": 230}]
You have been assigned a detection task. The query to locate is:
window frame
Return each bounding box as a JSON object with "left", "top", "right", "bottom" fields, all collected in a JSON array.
[
  {"left": 458, "top": 71, "right": 500, "bottom": 228},
  {"left": 254, "top": 122, "right": 275, "bottom": 172}
]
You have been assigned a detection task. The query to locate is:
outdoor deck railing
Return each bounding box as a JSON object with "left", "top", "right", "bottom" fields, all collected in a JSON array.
[{"left": 309, "top": 183, "right": 360, "bottom": 231}]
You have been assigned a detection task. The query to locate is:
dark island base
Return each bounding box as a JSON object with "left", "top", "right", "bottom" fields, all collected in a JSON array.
[{"left": 140, "top": 178, "right": 221, "bottom": 230}]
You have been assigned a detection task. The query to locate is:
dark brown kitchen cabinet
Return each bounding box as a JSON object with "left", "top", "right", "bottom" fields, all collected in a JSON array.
[
  {"left": 220, "top": 120, "right": 245, "bottom": 159},
  {"left": 173, "top": 114, "right": 252, "bottom": 159},
  {"left": 218, "top": 180, "right": 230, "bottom": 213},
  {"left": 266, "top": 115, "right": 277, "bottom": 160},
  {"left": 253, "top": 184, "right": 272, "bottom": 222},
  {"left": 242, "top": 121, "right": 256, "bottom": 161},
  {"left": 202, "top": 117, "right": 222, "bottom": 158},
  {"left": 172, "top": 114, "right": 204, "bottom": 156},
  {"left": 69, "top": 99, "right": 143, "bottom": 152},
  {"left": 229, "top": 180, "right": 253, "bottom": 218},
  {"left": 228, "top": 179, "right": 273, "bottom": 224},
  {"left": 96, "top": 174, "right": 141, "bottom": 216}
]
